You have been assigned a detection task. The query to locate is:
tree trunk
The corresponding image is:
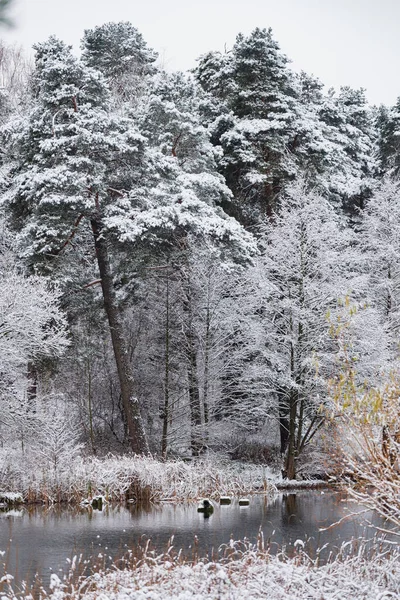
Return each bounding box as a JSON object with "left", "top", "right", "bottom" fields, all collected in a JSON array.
[
  {"left": 91, "top": 217, "right": 149, "bottom": 455},
  {"left": 278, "top": 391, "right": 290, "bottom": 455},
  {"left": 284, "top": 389, "right": 298, "bottom": 480},
  {"left": 161, "top": 267, "right": 171, "bottom": 459},
  {"left": 26, "top": 361, "right": 38, "bottom": 411},
  {"left": 181, "top": 271, "right": 203, "bottom": 456},
  {"left": 284, "top": 337, "right": 298, "bottom": 480},
  {"left": 87, "top": 358, "right": 96, "bottom": 454},
  {"left": 188, "top": 348, "right": 202, "bottom": 456},
  {"left": 202, "top": 270, "right": 211, "bottom": 432}
]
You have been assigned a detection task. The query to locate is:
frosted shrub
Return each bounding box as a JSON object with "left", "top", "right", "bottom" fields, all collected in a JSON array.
[{"left": 0, "top": 453, "right": 277, "bottom": 503}]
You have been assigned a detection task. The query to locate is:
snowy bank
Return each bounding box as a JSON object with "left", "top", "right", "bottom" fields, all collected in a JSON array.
[
  {"left": 0, "top": 493, "right": 23, "bottom": 506},
  {"left": 2, "top": 540, "right": 399, "bottom": 600},
  {"left": 0, "top": 454, "right": 285, "bottom": 504}
]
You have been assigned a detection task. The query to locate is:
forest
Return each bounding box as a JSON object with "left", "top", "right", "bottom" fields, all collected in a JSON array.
[{"left": 1, "top": 20, "right": 400, "bottom": 493}]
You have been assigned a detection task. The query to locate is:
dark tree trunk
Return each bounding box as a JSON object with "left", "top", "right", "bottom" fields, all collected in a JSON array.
[
  {"left": 202, "top": 270, "right": 212, "bottom": 433},
  {"left": 279, "top": 403, "right": 289, "bottom": 455},
  {"left": 86, "top": 359, "right": 96, "bottom": 454},
  {"left": 278, "top": 389, "right": 290, "bottom": 455},
  {"left": 161, "top": 267, "right": 171, "bottom": 459},
  {"left": 284, "top": 338, "right": 298, "bottom": 480},
  {"left": 182, "top": 272, "right": 203, "bottom": 456},
  {"left": 26, "top": 361, "right": 38, "bottom": 411},
  {"left": 91, "top": 217, "right": 149, "bottom": 455},
  {"left": 284, "top": 389, "right": 298, "bottom": 480},
  {"left": 188, "top": 347, "right": 202, "bottom": 456}
]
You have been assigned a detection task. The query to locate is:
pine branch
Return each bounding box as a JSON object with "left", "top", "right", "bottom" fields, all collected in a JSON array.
[{"left": 54, "top": 214, "right": 85, "bottom": 255}]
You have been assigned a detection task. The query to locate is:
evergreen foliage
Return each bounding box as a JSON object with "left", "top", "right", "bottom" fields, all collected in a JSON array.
[
  {"left": 195, "top": 29, "right": 377, "bottom": 222},
  {"left": 0, "top": 21, "right": 398, "bottom": 482}
]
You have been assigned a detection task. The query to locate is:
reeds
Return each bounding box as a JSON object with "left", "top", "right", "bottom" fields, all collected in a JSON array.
[
  {"left": 0, "top": 454, "right": 278, "bottom": 505},
  {"left": 2, "top": 536, "right": 399, "bottom": 599}
]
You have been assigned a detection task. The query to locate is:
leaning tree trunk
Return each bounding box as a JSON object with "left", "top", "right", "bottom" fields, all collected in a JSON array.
[{"left": 91, "top": 217, "right": 149, "bottom": 455}]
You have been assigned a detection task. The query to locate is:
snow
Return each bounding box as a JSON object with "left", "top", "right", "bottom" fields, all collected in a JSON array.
[
  {"left": 0, "top": 493, "right": 23, "bottom": 504},
  {"left": 2, "top": 541, "right": 399, "bottom": 599},
  {"left": 0, "top": 452, "right": 287, "bottom": 504}
]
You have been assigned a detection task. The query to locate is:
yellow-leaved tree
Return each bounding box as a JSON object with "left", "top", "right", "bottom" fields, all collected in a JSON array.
[{"left": 328, "top": 297, "right": 400, "bottom": 530}]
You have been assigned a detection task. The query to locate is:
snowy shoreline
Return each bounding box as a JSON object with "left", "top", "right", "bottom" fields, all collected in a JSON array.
[
  {"left": 0, "top": 455, "right": 331, "bottom": 506},
  {"left": 2, "top": 539, "right": 399, "bottom": 599}
]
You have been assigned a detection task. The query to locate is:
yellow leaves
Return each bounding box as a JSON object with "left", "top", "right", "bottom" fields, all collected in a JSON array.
[
  {"left": 371, "top": 390, "right": 383, "bottom": 414},
  {"left": 327, "top": 294, "right": 400, "bottom": 440},
  {"left": 330, "top": 369, "right": 398, "bottom": 429},
  {"left": 337, "top": 295, "right": 353, "bottom": 309}
]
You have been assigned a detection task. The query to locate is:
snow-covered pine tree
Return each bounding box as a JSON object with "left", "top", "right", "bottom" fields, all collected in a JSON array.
[
  {"left": 196, "top": 28, "right": 301, "bottom": 223},
  {"left": 196, "top": 29, "right": 378, "bottom": 226},
  {"left": 318, "top": 86, "right": 376, "bottom": 217},
  {"left": 3, "top": 36, "right": 151, "bottom": 454},
  {"left": 375, "top": 98, "right": 400, "bottom": 177},
  {"left": 109, "top": 68, "right": 257, "bottom": 456},
  {"left": 81, "top": 21, "right": 157, "bottom": 107}
]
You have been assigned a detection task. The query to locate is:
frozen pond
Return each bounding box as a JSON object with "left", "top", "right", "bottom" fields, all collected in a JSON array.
[{"left": 0, "top": 491, "right": 391, "bottom": 588}]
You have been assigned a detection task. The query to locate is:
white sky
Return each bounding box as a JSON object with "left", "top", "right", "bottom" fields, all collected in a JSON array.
[{"left": 2, "top": 0, "right": 399, "bottom": 106}]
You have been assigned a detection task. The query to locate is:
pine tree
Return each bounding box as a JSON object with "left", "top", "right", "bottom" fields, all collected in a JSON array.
[
  {"left": 196, "top": 28, "right": 300, "bottom": 222},
  {"left": 3, "top": 36, "right": 150, "bottom": 454},
  {"left": 317, "top": 87, "right": 376, "bottom": 215},
  {"left": 376, "top": 99, "right": 400, "bottom": 176},
  {"left": 196, "top": 29, "right": 378, "bottom": 225},
  {"left": 81, "top": 21, "right": 157, "bottom": 106}
]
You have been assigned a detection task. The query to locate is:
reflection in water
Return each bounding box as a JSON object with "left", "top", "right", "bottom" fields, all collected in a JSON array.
[
  {"left": 0, "top": 491, "right": 392, "bottom": 588},
  {"left": 282, "top": 494, "right": 298, "bottom": 526}
]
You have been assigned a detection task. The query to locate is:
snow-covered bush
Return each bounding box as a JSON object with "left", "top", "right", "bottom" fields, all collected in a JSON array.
[{"left": 0, "top": 453, "right": 279, "bottom": 504}]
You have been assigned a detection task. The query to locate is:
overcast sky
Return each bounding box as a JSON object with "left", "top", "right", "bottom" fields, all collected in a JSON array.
[{"left": 2, "top": 0, "right": 399, "bottom": 106}]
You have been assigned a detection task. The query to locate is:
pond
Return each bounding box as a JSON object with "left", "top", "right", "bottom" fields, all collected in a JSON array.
[{"left": 0, "top": 490, "right": 393, "bottom": 589}]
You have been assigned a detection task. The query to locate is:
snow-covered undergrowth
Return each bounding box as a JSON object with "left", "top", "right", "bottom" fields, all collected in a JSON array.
[
  {"left": 0, "top": 453, "right": 280, "bottom": 504},
  {"left": 3, "top": 539, "right": 399, "bottom": 600}
]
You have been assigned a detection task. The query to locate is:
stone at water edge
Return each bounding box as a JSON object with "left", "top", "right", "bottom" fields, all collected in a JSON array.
[
  {"left": 91, "top": 495, "right": 106, "bottom": 510},
  {"left": 0, "top": 493, "right": 23, "bottom": 506},
  {"left": 238, "top": 498, "right": 250, "bottom": 506},
  {"left": 197, "top": 498, "right": 214, "bottom": 514},
  {"left": 219, "top": 496, "right": 232, "bottom": 505}
]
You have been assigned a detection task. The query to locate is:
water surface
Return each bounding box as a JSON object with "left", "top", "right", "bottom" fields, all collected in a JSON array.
[{"left": 0, "top": 491, "right": 391, "bottom": 588}]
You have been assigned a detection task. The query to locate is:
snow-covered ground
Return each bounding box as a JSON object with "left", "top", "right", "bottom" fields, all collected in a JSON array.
[{"left": 3, "top": 541, "right": 399, "bottom": 599}]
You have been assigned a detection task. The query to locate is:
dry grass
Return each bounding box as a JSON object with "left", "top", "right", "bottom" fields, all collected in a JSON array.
[
  {"left": 0, "top": 454, "right": 278, "bottom": 505},
  {"left": 2, "top": 536, "right": 399, "bottom": 600}
]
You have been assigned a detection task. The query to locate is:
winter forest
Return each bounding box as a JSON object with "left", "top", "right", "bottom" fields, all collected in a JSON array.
[{"left": 1, "top": 19, "right": 400, "bottom": 493}]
